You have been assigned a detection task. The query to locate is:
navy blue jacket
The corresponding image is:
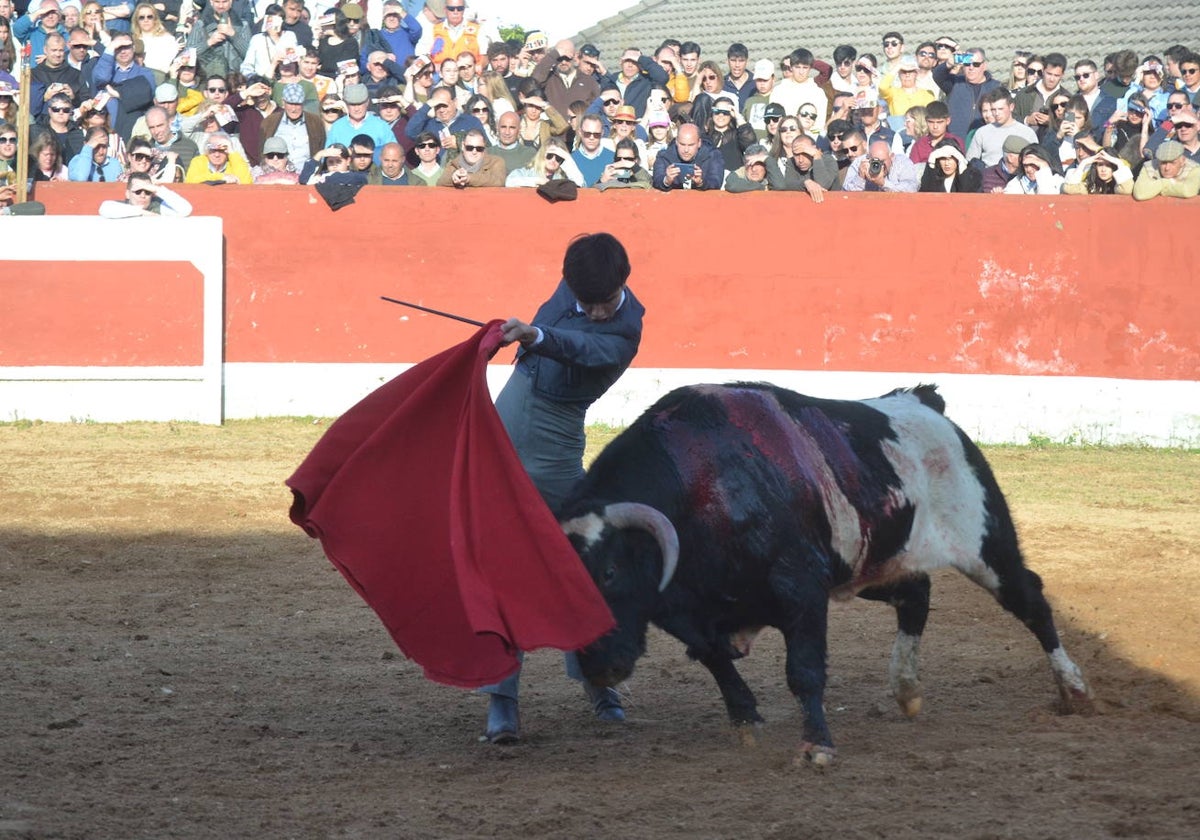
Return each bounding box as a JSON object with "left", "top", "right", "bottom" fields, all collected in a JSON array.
[
  {"left": 519, "top": 281, "right": 644, "bottom": 405},
  {"left": 652, "top": 137, "right": 725, "bottom": 190}
]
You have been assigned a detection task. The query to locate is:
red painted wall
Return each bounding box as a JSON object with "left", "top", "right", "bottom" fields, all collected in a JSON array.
[{"left": 30, "top": 183, "right": 1200, "bottom": 380}]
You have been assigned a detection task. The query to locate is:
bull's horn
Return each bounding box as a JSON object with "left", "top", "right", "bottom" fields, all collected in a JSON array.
[{"left": 602, "top": 503, "right": 679, "bottom": 592}]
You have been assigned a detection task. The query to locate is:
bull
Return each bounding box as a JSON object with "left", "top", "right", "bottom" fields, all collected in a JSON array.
[{"left": 559, "top": 383, "right": 1093, "bottom": 766}]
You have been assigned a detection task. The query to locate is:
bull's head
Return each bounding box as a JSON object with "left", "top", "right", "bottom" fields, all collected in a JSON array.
[{"left": 561, "top": 503, "right": 679, "bottom": 687}]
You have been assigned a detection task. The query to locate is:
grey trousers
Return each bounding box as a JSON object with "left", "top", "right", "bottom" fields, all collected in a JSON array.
[{"left": 483, "top": 367, "right": 589, "bottom": 701}]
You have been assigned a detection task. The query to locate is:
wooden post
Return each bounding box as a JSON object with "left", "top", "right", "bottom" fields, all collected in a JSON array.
[{"left": 15, "top": 47, "right": 31, "bottom": 204}]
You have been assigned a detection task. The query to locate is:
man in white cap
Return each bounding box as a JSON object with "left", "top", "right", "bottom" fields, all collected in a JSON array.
[
  {"left": 377, "top": 1, "right": 423, "bottom": 67},
  {"left": 129, "top": 82, "right": 182, "bottom": 140},
  {"left": 532, "top": 39, "right": 599, "bottom": 117},
  {"left": 614, "top": 47, "right": 668, "bottom": 118}
]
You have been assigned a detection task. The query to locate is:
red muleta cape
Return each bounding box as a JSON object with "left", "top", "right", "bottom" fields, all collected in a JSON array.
[{"left": 286, "top": 321, "right": 615, "bottom": 688}]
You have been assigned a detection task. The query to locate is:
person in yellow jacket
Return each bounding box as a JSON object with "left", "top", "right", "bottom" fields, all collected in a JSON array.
[
  {"left": 654, "top": 45, "right": 691, "bottom": 103},
  {"left": 185, "top": 131, "right": 253, "bottom": 184},
  {"left": 429, "top": 2, "right": 486, "bottom": 67}
]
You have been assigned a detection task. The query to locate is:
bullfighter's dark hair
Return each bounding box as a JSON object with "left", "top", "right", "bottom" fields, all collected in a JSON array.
[{"left": 562, "top": 233, "right": 631, "bottom": 304}]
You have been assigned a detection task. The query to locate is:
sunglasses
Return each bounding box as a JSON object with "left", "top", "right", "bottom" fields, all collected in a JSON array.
[
  {"left": 463, "top": 144, "right": 485, "bottom": 152},
  {"left": 1074, "top": 72, "right": 1093, "bottom": 81},
  {"left": 432, "top": 102, "right": 450, "bottom": 110},
  {"left": 1167, "top": 102, "right": 1186, "bottom": 110},
  {"left": 799, "top": 111, "right": 817, "bottom": 119},
  {"left": 130, "top": 151, "right": 153, "bottom": 160},
  {"left": 1013, "top": 61, "right": 1027, "bottom": 68},
  {"left": 613, "top": 118, "right": 636, "bottom": 124},
  {"left": 557, "top": 55, "right": 573, "bottom": 63},
  {"left": 700, "top": 74, "right": 717, "bottom": 81},
  {"left": 352, "top": 151, "right": 373, "bottom": 157},
  {"left": 917, "top": 51, "right": 936, "bottom": 58},
  {"left": 70, "top": 43, "right": 90, "bottom": 49},
  {"left": 115, "top": 44, "right": 134, "bottom": 51},
  {"left": 968, "top": 61, "right": 984, "bottom": 68},
  {"left": 137, "top": 13, "right": 155, "bottom": 20},
  {"left": 416, "top": 141, "right": 439, "bottom": 149},
  {"left": 50, "top": 106, "right": 72, "bottom": 113},
  {"left": 615, "top": 155, "right": 636, "bottom": 162},
  {"left": 322, "top": 108, "right": 342, "bottom": 114},
  {"left": 1027, "top": 67, "right": 1043, "bottom": 74},
  {"left": 780, "top": 125, "right": 800, "bottom": 132},
  {"left": 602, "top": 98, "right": 620, "bottom": 106},
  {"left": 1052, "top": 101, "right": 1068, "bottom": 109},
  {"left": 855, "top": 65, "right": 871, "bottom": 73},
  {"left": 844, "top": 144, "right": 861, "bottom": 153},
  {"left": 1182, "top": 68, "right": 1200, "bottom": 76},
  {"left": 207, "top": 87, "right": 227, "bottom": 93},
  {"left": 0, "top": 135, "right": 16, "bottom": 142},
  {"left": 445, "top": 4, "right": 464, "bottom": 9},
  {"left": 265, "top": 152, "right": 287, "bottom": 159},
  {"left": 581, "top": 130, "right": 601, "bottom": 138},
  {"left": 712, "top": 109, "right": 732, "bottom": 116},
  {"left": 130, "top": 188, "right": 154, "bottom": 196},
  {"left": 883, "top": 39, "right": 901, "bottom": 47},
  {"left": 765, "top": 115, "right": 781, "bottom": 123},
  {"left": 1175, "top": 121, "right": 1198, "bottom": 128},
  {"left": 545, "top": 152, "right": 565, "bottom": 162},
  {"left": 471, "top": 106, "right": 489, "bottom": 112}
]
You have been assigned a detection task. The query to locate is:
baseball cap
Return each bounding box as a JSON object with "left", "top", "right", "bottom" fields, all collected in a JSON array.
[
  {"left": 1002, "top": 135, "right": 1028, "bottom": 155},
  {"left": 898, "top": 56, "right": 918, "bottom": 71},
  {"left": 343, "top": 84, "right": 369, "bottom": 105},
  {"left": 580, "top": 44, "right": 600, "bottom": 59},
  {"left": 621, "top": 49, "right": 640, "bottom": 64},
  {"left": 154, "top": 82, "right": 178, "bottom": 102},
  {"left": 647, "top": 109, "right": 671, "bottom": 128},
  {"left": 753, "top": 59, "right": 775, "bottom": 80},
  {"left": 1156, "top": 140, "right": 1185, "bottom": 162},
  {"left": 263, "top": 136, "right": 289, "bottom": 155},
  {"left": 282, "top": 83, "right": 306, "bottom": 104},
  {"left": 524, "top": 30, "right": 548, "bottom": 52},
  {"left": 763, "top": 102, "right": 785, "bottom": 119},
  {"left": 341, "top": 2, "right": 363, "bottom": 19}
]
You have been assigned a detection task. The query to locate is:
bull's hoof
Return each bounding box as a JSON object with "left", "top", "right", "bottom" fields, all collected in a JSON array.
[
  {"left": 794, "top": 742, "right": 836, "bottom": 768},
  {"left": 895, "top": 691, "right": 923, "bottom": 719},
  {"left": 1056, "top": 685, "right": 1097, "bottom": 716},
  {"left": 733, "top": 722, "right": 762, "bottom": 747}
]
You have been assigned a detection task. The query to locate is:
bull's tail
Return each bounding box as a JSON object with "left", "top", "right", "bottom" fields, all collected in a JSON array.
[{"left": 883, "top": 384, "right": 945, "bottom": 415}]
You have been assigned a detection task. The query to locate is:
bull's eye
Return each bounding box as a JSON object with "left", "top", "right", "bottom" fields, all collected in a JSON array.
[{"left": 603, "top": 564, "right": 616, "bottom": 585}]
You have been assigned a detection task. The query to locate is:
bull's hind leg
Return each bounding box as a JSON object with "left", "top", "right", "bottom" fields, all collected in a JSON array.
[
  {"left": 857, "top": 574, "right": 931, "bottom": 718},
  {"left": 962, "top": 546, "right": 1093, "bottom": 713}
]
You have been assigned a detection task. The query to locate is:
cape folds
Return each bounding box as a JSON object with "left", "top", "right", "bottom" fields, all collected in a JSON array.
[{"left": 286, "top": 321, "right": 615, "bottom": 687}]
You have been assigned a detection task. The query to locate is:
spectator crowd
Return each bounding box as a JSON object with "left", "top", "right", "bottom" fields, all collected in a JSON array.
[{"left": 3, "top": 0, "right": 1199, "bottom": 213}]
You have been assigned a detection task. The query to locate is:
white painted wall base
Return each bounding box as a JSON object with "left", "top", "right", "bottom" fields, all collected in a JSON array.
[{"left": 222, "top": 363, "right": 1200, "bottom": 447}]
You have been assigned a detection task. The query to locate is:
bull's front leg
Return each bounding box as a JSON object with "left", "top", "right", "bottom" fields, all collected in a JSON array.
[
  {"left": 696, "top": 651, "right": 764, "bottom": 729},
  {"left": 774, "top": 563, "right": 836, "bottom": 767}
]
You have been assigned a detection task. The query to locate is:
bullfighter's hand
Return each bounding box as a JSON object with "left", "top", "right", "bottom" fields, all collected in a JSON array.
[{"left": 500, "top": 318, "right": 538, "bottom": 347}]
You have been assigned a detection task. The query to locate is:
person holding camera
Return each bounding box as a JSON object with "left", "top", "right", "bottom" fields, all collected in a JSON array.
[
  {"left": 651, "top": 122, "right": 723, "bottom": 190},
  {"left": 595, "top": 137, "right": 650, "bottom": 190},
  {"left": 842, "top": 137, "right": 918, "bottom": 192},
  {"left": 933, "top": 46, "right": 1000, "bottom": 141}
]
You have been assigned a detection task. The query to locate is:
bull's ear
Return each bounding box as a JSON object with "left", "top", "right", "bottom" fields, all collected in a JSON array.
[{"left": 602, "top": 503, "right": 679, "bottom": 592}]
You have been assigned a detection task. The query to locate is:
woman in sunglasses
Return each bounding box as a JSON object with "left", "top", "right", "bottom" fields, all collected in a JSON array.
[
  {"left": 37, "top": 93, "right": 86, "bottom": 162},
  {"left": 687, "top": 59, "right": 726, "bottom": 129},
  {"left": 406, "top": 130, "right": 444, "bottom": 186},
  {"left": 704, "top": 93, "right": 756, "bottom": 173},
  {"left": 132, "top": 3, "right": 176, "bottom": 84},
  {"left": 767, "top": 115, "right": 803, "bottom": 177},
  {"left": 505, "top": 136, "right": 582, "bottom": 187},
  {"left": 1103, "top": 92, "right": 1150, "bottom": 166},
  {"left": 464, "top": 94, "right": 497, "bottom": 144}
]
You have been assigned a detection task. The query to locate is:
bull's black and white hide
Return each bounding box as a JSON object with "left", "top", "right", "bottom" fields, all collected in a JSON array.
[{"left": 560, "top": 383, "right": 1092, "bottom": 766}]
